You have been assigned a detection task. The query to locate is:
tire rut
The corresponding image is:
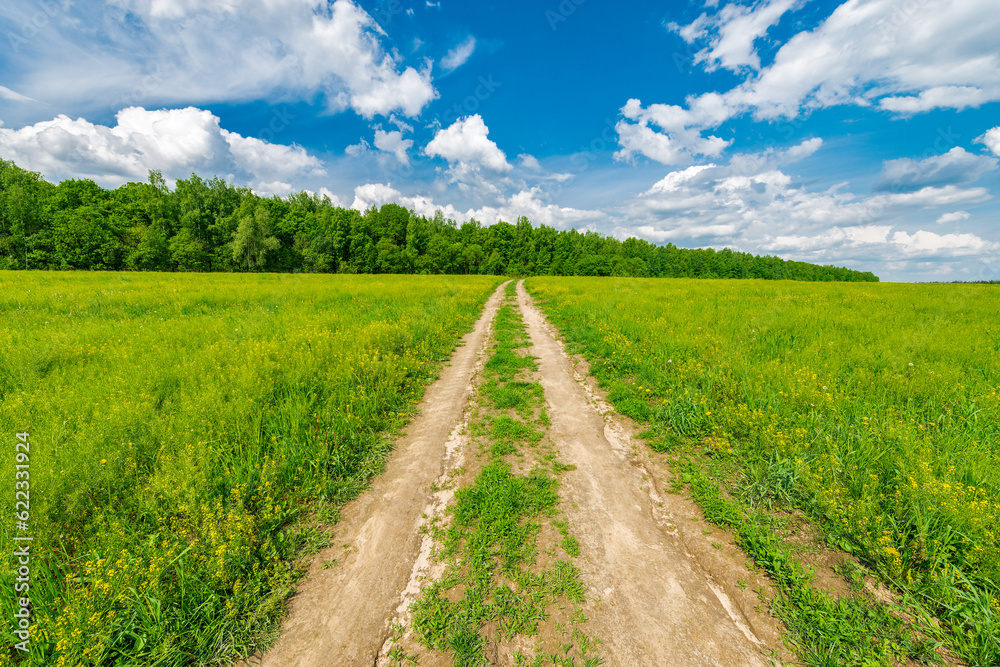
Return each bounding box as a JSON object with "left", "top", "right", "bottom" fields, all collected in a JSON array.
[
  {"left": 253, "top": 279, "right": 788, "bottom": 666},
  {"left": 515, "top": 280, "right": 781, "bottom": 666},
  {"left": 254, "top": 282, "right": 508, "bottom": 667}
]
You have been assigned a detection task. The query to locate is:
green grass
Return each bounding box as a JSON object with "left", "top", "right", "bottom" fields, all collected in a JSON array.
[
  {"left": 0, "top": 271, "right": 502, "bottom": 666},
  {"left": 526, "top": 276, "right": 1000, "bottom": 665},
  {"left": 410, "top": 295, "right": 598, "bottom": 666}
]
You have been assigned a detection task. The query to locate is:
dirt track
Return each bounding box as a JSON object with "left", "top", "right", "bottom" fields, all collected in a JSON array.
[
  {"left": 257, "top": 283, "right": 508, "bottom": 666},
  {"left": 256, "top": 280, "right": 789, "bottom": 666}
]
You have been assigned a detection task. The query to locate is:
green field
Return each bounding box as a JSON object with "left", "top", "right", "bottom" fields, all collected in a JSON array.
[
  {"left": 0, "top": 272, "right": 501, "bottom": 666},
  {"left": 4, "top": 273, "right": 999, "bottom": 666},
  {"left": 526, "top": 277, "right": 1000, "bottom": 664}
]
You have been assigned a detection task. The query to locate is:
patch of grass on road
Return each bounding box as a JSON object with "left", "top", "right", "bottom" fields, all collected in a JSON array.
[{"left": 411, "top": 293, "right": 599, "bottom": 667}]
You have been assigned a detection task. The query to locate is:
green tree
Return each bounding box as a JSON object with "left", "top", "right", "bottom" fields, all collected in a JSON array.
[
  {"left": 231, "top": 203, "right": 280, "bottom": 271},
  {"left": 127, "top": 223, "right": 171, "bottom": 270},
  {"left": 169, "top": 227, "right": 209, "bottom": 271},
  {"left": 1, "top": 164, "right": 43, "bottom": 269}
]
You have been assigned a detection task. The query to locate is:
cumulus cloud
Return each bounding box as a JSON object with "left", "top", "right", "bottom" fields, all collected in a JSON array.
[
  {"left": 0, "top": 106, "right": 324, "bottom": 193},
  {"left": 616, "top": 142, "right": 997, "bottom": 272},
  {"left": 936, "top": 211, "right": 971, "bottom": 224},
  {"left": 783, "top": 137, "right": 823, "bottom": 162},
  {"left": 669, "top": 0, "right": 800, "bottom": 72},
  {"left": 423, "top": 115, "right": 516, "bottom": 200},
  {"left": 876, "top": 147, "right": 997, "bottom": 192},
  {"left": 373, "top": 129, "right": 414, "bottom": 165},
  {"left": 614, "top": 97, "right": 731, "bottom": 165},
  {"left": 977, "top": 127, "right": 1000, "bottom": 157},
  {"left": 351, "top": 182, "right": 403, "bottom": 211},
  {"left": 441, "top": 36, "right": 477, "bottom": 72},
  {"left": 2, "top": 0, "right": 437, "bottom": 122},
  {"left": 349, "top": 182, "right": 603, "bottom": 230},
  {"left": 425, "top": 115, "right": 511, "bottom": 173}
]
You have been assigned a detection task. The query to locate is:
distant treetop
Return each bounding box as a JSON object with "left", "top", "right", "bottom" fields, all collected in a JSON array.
[{"left": 0, "top": 161, "right": 878, "bottom": 282}]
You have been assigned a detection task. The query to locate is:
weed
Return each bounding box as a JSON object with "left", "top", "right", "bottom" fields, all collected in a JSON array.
[
  {"left": 0, "top": 272, "right": 503, "bottom": 666},
  {"left": 527, "top": 276, "right": 1000, "bottom": 665}
]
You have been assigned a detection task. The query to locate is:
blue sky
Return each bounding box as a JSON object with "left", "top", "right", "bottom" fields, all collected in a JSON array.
[{"left": 1, "top": 0, "right": 999, "bottom": 281}]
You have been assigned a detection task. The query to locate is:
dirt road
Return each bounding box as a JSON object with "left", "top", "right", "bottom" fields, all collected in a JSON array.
[
  {"left": 258, "top": 283, "right": 508, "bottom": 666},
  {"left": 515, "top": 281, "right": 784, "bottom": 666},
  {"left": 257, "top": 280, "right": 787, "bottom": 666}
]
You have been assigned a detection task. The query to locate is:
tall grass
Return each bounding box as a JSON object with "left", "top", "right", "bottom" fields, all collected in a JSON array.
[
  {"left": 0, "top": 271, "right": 501, "bottom": 666},
  {"left": 526, "top": 277, "right": 1000, "bottom": 664}
]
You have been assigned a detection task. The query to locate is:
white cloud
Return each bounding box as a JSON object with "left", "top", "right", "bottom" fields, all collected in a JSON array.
[
  {"left": 614, "top": 97, "right": 731, "bottom": 165},
  {"left": 977, "top": 127, "right": 1000, "bottom": 157},
  {"left": 879, "top": 85, "right": 1000, "bottom": 114},
  {"left": 425, "top": 115, "right": 510, "bottom": 173},
  {"left": 345, "top": 139, "right": 372, "bottom": 157},
  {"left": 348, "top": 182, "right": 603, "bottom": 230},
  {"left": 668, "top": 12, "right": 711, "bottom": 43},
  {"left": 0, "top": 106, "right": 324, "bottom": 191},
  {"left": 730, "top": 0, "right": 1000, "bottom": 119},
  {"left": 616, "top": 142, "right": 998, "bottom": 272},
  {"left": 224, "top": 130, "right": 326, "bottom": 182},
  {"left": 644, "top": 0, "right": 1000, "bottom": 159},
  {"left": 373, "top": 128, "right": 413, "bottom": 165},
  {"left": 764, "top": 226, "right": 999, "bottom": 260},
  {"left": 351, "top": 182, "right": 402, "bottom": 211},
  {"left": 874, "top": 185, "right": 991, "bottom": 209},
  {"left": 876, "top": 147, "right": 997, "bottom": 192},
  {"left": 936, "top": 211, "right": 970, "bottom": 224},
  {"left": 890, "top": 230, "right": 999, "bottom": 256},
  {"left": 0, "top": 85, "right": 38, "bottom": 104},
  {"left": 518, "top": 154, "right": 542, "bottom": 171},
  {"left": 310, "top": 187, "right": 344, "bottom": 207},
  {"left": 670, "top": 0, "right": 800, "bottom": 72},
  {"left": 4, "top": 0, "right": 437, "bottom": 122},
  {"left": 441, "top": 36, "right": 477, "bottom": 72},
  {"left": 783, "top": 137, "right": 823, "bottom": 162}
]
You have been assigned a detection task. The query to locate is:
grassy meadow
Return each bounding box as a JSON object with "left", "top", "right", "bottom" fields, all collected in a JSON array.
[
  {"left": 526, "top": 277, "right": 1000, "bottom": 665},
  {"left": 0, "top": 271, "right": 501, "bottom": 666}
]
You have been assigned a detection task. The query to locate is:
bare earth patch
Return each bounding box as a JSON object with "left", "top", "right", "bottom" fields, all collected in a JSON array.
[
  {"left": 252, "top": 283, "right": 508, "bottom": 667},
  {"left": 248, "top": 280, "right": 794, "bottom": 665}
]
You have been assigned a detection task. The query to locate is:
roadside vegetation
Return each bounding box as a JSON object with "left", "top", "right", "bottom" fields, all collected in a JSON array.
[
  {"left": 526, "top": 276, "right": 1000, "bottom": 665},
  {"left": 0, "top": 272, "right": 501, "bottom": 666}
]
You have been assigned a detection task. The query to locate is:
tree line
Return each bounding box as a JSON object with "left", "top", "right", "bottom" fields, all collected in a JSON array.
[{"left": 0, "top": 159, "right": 878, "bottom": 281}]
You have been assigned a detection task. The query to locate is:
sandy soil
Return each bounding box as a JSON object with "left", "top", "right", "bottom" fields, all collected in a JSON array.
[
  {"left": 515, "top": 281, "right": 789, "bottom": 666},
  {"left": 251, "top": 279, "right": 791, "bottom": 666},
  {"left": 255, "top": 282, "right": 508, "bottom": 667}
]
